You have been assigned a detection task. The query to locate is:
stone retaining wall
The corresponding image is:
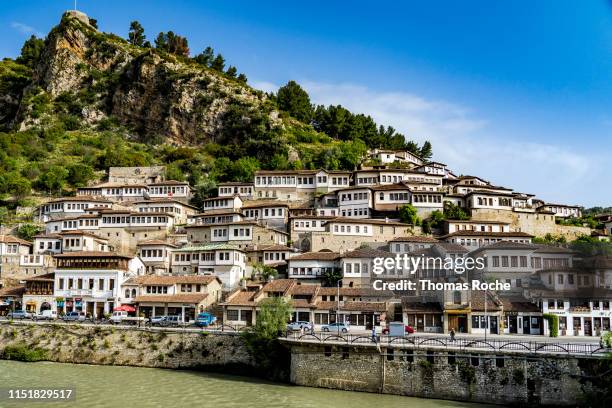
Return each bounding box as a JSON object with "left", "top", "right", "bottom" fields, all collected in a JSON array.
[
  {"left": 288, "top": 342, "right": 609, "bottom": 406},
  {"left": 0, "top": 322, "right": 254, "bottom": 372}
]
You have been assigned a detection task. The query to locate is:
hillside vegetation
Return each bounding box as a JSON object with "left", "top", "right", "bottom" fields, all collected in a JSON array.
[{"left": 0, "top": 11, "right": 432, "bottom": 219}]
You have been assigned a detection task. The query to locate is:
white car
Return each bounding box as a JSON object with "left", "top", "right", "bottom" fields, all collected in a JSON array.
[
  {"left": 34, "top": 310, "right": 57, "bottom": 320},
  {"left": 287, "top": 321, "right": 313, "bottom": 331},
  {"left": 321, "top": 322, "right": 350, "bottom": 333}
]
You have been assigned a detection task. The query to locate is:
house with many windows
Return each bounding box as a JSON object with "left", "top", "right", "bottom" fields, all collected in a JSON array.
[{"left": 53, "top": 251, "right": 145, "bottom": 318}]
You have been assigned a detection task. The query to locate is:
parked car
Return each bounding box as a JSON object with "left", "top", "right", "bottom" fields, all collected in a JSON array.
[
  {"left": 149, "top": 315, "right": 167, "bottom": 326},
  {"left": 62, "top": 311, "right": 86, "bottom": 322},
  {"left": 287, "top": 321, "right": 313, "bottom": 332},
  {"left": 160, "top": 315, "right": 183, "bottom": 327},
  {"left": 33, "top": 310, "right": 57, "bottom": 320},
  {"left": 321, "top": 322, "right": 350, "bottom": 333},
  {"left": 8, "top": 310, "right": 32, "bottom": 320},
  {"left": 195, "top": 312, "right": 217, "bottom": 327},
  {"left": 382, "top": 323, "right": 415, "bottom": 335},
  {"left": 109, "top": 311, "right": 146, "bottom": 325}
]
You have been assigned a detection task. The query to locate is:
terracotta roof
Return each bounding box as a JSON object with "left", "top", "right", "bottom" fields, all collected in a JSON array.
[
  {"left": 434, "top": 242, "right": 469, "bottom": 253},
  {"left": 291, "top": 299, "right": 315, "bottom": 308},
  {"left": 241, "top": 201, "right": 289, "bottom": 209},
  {"left": 54, "top": 251, "right": 132, "bottom": 259},
  {"left": 0, "top": 286, "right": 25, "bottom": 297},
  {"left": 371, "top": 183, "right": 411, "bottom": 191},
  {"left": 262, "top": 279, "right": 296, "bottom": 294},
  {"left": 218, "top": 182, "right": 254, "bottom": 186},
  {"left": 57, "top": 231, "right": 108, "bottom": 240},
  {"left": 341, "top": 247, "right": 393, "bottom": 259},
  {"left": 137, "top": 240, "right": 177, "bottom": 247},
  {"left": 246, "top": 244, "right": 292, "bottom": 252},
  {"left": 315, "top": 301, "right": 387, "bottom": 312},
  {"left": 500, "top": 297, "right": 540, "bottom": 313},
  {"left": 289, "top": 252, "right": 341, "bottom": 261},
  {"left": 46, "top": 196, "right": 112, "bottom": 203},
  {"left": 317, "top": 287, "right": 372, "bottom": 296},
  {"left": 174, "top": 243, "right": 243, "bottom": 252},
  {"left": 329, "top": 217, "right": 412, "bottom": 227},
  {"left": 289, "top": 284, "right": 319, "bottom": 296},
  {"left": 401, "top": 300, "right": 442, "bottom": 313},
  {"left": 222, "top": 290, "right": 258, "bottom": 306},
  {"left": 125, "top": 275, "right": 219, "bottom": 285},
  {"left": 148, "top": 180, "right": 190, "bottom": 186},
  {"left": 24, "top": 272, "right": 55, "bottom": 282},
  {"left": 389, "top": 236, "right": 439, "bottom": 243},
  {"left": 0, "top": 235, "right": 32, "bottom": 246},
  {"left": 135, "top": 293, "right": 208, "bottom": 304},
  {"left": 439, "top": 231, "right": 534, "bottom": 239},
  {"left": 133, "top": 199, "right": 198, "bottom": 208},
  {"left": 469, "top": 241, "right": 538, "bottom": 253}
]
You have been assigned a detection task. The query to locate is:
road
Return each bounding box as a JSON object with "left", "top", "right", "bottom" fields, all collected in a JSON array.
[{"left": 0, "top": 317, "right": 603, "bottom": 344}]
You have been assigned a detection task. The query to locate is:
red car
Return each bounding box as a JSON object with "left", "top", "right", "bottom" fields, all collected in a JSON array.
[{"left": 382, "top": 325, "right": 415, "bottom": 335}]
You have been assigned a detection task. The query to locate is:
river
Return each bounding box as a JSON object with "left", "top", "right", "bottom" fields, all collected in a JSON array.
[{"left": 0, "top": 360, "right": 491, "bottom": 408}]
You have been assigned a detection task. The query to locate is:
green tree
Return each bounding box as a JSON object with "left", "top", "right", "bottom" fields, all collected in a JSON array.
[
  {"left": 1, "top": 172, "right": 31, "bottom": 199},
  {"left": 67, "top": 163, "right": 95, "bottom": 187},
  {"left": 0, "top": 207, "right": 9, "bottom": 226},
  {"left": 253, "top": 263, "right": 278, "bottom": 282},
  {"left": 230, "top": 157, "right": 260, "bottom": 182},
  {"left": 210, "top": 54, "right": 226, "bottom": 71},
  {"left": 37, "top": 165, "right": 69, "bottom": 193},
  {"left": 155, "top": 31, "right": 189, "bottom": 56},
  {"left": 128, "top": 21, "right": 146, "bottom": 46},
  {"left": 194, "top": 46, "right": 214, "bottom": 66},
  {"left": 322, "top": 268, "right": 342, "bottom": 287},
  {"left": 420, "top": 141, "right": 433, "bottom": 160},
  {"left": 16, "top": 35, "right": 44, "bottom": 68},
  {"left": 444, "top": 202, "right": 469, "bottom": 220},
  {"left": 277, "top": 81, "right": 313, "bottom": 123},
  {"left": 16, "top": 223, "right": 42, "bottom": 241},
  {"left": 399, "top": 204, "right": 421, "bottom": 225},
  {"left": 165, "top": 163, "right": 186, "bottom": 181},
  {"left": 154, "top": 32, "right": 167, "bottom": 50},
  {"left": 226, "top": 66, "right": 237, "bottom": 78},
  {"left": 251, "top": 297, "right": 292, "bottom": 339},
  {"left": 237, "top": 73, "right": 247, "bottom": 84}
]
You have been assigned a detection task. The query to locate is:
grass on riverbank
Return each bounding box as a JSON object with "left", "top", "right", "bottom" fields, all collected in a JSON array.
[{"left": 2, "top": 343, "right": 47, "bottom": 362}]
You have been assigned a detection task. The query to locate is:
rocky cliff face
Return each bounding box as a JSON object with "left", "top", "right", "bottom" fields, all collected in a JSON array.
[{"left": 15, "top": 11, "right": 275, "bottom": 144}]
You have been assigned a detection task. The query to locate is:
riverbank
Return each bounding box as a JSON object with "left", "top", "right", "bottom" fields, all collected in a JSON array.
[
  {"left": 0, "top": 322, "right": 256, "bottom": 375},
  {"left": 1, "top": 360, "right": 488, "bottom": 408},
  {"left": 1, "top": 322, "right": 610, "bottom": 407}
]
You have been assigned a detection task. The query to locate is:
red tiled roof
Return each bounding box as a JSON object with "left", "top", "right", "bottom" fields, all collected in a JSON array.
[{"left": 135, "top": 294, "right": 208, "bottom": 304}]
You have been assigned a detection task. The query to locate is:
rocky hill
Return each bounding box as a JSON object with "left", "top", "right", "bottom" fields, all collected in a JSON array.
[
  {"left": 0, "top": 11, "right": 430, "bottom": 215},
  {"left": 12, "top": 11, "right": 279, "bottom": 146}
]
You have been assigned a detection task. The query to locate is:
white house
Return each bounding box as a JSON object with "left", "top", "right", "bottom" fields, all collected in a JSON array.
[{"left": 53, "top": 251, "right": 145, "bottom": 318}]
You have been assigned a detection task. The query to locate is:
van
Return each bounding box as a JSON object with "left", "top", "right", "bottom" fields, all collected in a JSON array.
[{"left": 34, "top": 310, "right": 57, "bottom": 320}]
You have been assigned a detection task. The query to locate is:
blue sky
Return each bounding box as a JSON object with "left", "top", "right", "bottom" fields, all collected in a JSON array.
[{"left": 1, "top": 1, "right": 611, "bottom": 207}]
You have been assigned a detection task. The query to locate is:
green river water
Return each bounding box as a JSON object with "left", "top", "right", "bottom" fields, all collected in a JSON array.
[{"left": 0, "top": 360, "right": 489, "bottom": 408}]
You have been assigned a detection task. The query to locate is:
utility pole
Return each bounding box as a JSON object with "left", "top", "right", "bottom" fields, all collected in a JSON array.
[
  {"left": 484, "top": 288, "right": 488, "bottom": 341},
  {"left": 336, "top": 279, "right": 340, "bottom": 334}
]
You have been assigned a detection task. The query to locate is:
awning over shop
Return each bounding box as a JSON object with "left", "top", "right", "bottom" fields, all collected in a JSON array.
[{"left": 113, "top": 305, "right": 136, "bottom": 312}]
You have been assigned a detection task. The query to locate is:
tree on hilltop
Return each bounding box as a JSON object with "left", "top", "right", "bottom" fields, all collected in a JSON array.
[
  {"left": 277, "top": 80, "right": 313, "bottom": 123},
  {"left": 128, "top": 21, "right": 146, "bottom": 46}
]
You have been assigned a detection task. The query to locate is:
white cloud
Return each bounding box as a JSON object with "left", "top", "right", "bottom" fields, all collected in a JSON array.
[
  {"left": 10, "top": 22, "right": 43, "bottom": 37},
  {"left": 250, "top": 80, "right": 278, "bottom": 94},
  {"left": 251, "top": 79, "right": 608, "bottom": 206}
]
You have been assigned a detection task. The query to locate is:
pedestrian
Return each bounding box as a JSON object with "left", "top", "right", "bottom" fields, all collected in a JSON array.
[
  {"left": 450, "top": 327, "right": 456, "bottom": 342},
  {"left": 371, "top": 326, "right": 377, "bottom": 343},
  {"left": 310, "top": 322, "right": 315, "bottom": 335}
]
